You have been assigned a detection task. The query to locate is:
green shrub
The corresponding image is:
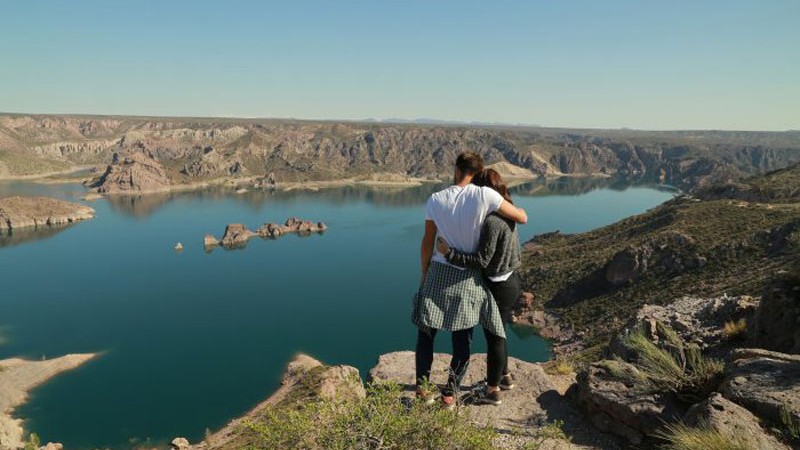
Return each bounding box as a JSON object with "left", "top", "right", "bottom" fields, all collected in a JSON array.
[
  {"left": 656, "top": 423, "right": 750, "bottom": 450},
  {"left": 23, "top": 433, "right": 40, "bottom": 450},
  {"left": 242, "top": 381, "right": 496, "bottom": 450}
]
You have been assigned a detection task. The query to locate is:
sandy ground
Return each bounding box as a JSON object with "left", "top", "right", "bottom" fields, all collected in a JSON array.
[{"left": 0, "top": 354, "right": 96, "bottom": 449}]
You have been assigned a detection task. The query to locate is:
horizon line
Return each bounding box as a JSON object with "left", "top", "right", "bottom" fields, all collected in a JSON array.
[{"left": 0, "top": 110, "right": 797, "bottom": 134}]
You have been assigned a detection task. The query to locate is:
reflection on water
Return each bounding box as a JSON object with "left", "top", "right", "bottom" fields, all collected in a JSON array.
[
  {"left": 0, "top": 225, "right": 76, "bottom": 249},
  {"left": 103, "top": 175, "right": 677, "bottom": 219}
]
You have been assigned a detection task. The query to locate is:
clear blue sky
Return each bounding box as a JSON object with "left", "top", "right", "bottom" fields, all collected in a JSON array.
[{"left": 1, "top": 1, "right": 798, "bottom": 130}]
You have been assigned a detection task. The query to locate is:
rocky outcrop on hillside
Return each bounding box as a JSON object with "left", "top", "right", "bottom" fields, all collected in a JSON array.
[
  {"left": 0, "top": 196, "right": 95, "bottom": 233},
  {"left": 205, "top": 217, "right": 328, "bottom": 250},
  {"left": 573, "top": 291, "right": 799, "bottom": 448},
  {"left": 522, "top": 165, "right": 800, "bottom": 351},
  {"left": 608, "top": 295, "right": 758, "bottom": 357},
  {"left": 753, "top": 275, "right": 800, "bottom": 354},
  {"left": 722, "top": 348, "right": 800, "bottom": 430},
  {"left": 683, "top": 393, "right": 790, "bottom": 450},
  {"left": 3, "top": 114, "right": 800, "bottom": 190},
  {"left": 90, "top": 151, "right": 171, "bottom": 193}
]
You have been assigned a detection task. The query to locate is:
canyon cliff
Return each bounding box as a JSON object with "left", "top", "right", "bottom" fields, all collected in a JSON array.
[{"left": 2, "top": 114, "right": 799, "bottom": 193}]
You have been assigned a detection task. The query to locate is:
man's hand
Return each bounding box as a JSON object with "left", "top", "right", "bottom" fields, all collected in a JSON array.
[{"left": 437, "top": 237, "right": 450, "bottom": 255}]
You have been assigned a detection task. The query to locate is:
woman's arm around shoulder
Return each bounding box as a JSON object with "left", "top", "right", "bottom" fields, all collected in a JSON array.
[{"left": 496, "top": 200, "right": 527, "bottom": 224}]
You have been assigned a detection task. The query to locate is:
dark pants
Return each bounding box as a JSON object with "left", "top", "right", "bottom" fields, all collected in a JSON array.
[
  {"left": 484, "top": 272, "right": 523, "bottom": 386},
  {"left": 415, "top": 326, "right": 474, "bottom": 396}
]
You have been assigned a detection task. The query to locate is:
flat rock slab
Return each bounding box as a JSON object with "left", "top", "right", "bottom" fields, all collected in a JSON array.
[
  {"left": 370, "top": 351, "right": 622, "bottom": 450},
  {"left": 722, "top": 348, "right": 800, "bottom": 428},
  {"left": 0, "top": 354, "right": 96, "bottom": 449}
]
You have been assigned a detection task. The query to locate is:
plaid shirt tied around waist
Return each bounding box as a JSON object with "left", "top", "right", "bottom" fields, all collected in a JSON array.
[{"left": 412, "top": 261, "right": 506, "bottom": 338}]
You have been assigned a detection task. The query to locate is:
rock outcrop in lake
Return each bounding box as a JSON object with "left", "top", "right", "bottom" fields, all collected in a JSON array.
[
  {"left": 0, "top": 196, "right": 95, "bottom": 233},
  {"left": 205, "top": 217, "right": 327, "bottom": 250}
]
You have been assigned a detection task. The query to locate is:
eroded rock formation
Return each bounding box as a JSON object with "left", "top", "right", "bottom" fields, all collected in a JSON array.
[
  {"left": 205, "top": 217, "right": 328, "bottom": 250},
  {"left": 90, "top": 151, "right": 171, "bottom": 194}
]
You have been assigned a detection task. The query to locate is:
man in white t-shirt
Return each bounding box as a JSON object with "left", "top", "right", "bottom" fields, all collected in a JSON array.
[{"left": 414, "top": 151, "right": 527, "bottom": 407}]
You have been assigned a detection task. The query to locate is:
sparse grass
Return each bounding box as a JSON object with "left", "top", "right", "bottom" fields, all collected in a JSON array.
[
  {"left": 656, "top": 423, "right": 750, "bottom": 450},
  {"left": 722, "top": 319, "right": 747, "bottom": 340},
  {"left": 545, "top": 358, "right": 574, "bottom": 375},
  {"left": 781, "top": 402, "right": 800, "bottom": 440},
  {"left": 617, "top": 325, "right": 723, "bottom": 400},
  {"left": 241, "top": 381, "right": 497, "bottom": 450}
]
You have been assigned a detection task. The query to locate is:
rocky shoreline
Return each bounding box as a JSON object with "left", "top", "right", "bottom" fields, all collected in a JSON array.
[{"left": 0, "top": 354, "right": 96, "bottom": 450}]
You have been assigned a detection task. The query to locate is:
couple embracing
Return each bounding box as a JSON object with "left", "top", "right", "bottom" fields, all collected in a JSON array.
[{"left": 413, "top": 151, "right": 527, "bottom": 408}]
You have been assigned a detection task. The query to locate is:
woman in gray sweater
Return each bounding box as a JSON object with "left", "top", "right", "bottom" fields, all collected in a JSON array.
[{"left": 437, "top": 168, "right": 522, "bottom": 405}]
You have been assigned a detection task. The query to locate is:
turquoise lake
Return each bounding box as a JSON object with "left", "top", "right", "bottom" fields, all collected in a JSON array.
[{"left": 0, "top": 177, "right": 674, "bottom": 449}]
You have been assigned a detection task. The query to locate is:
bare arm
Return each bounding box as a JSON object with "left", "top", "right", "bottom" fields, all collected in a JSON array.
[
  {"left": 420, "top": 220, "right": 437, "bottom": 283},
  {"left": 496, "top": 200, "right": 527, "bottom": 224}
]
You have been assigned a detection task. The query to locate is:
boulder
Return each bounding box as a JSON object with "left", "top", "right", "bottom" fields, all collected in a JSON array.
[
  {"left": 753, "top": 276, "right": 800, "bottom": 354},
  {"left": 203, "top": 234, "right": 218, "bottom": 248},
  {"left": 42, "top": 444, "right": 64, "bottom": 450},
  {"left": 170, "top": 437, "right": 191, "bottom": 450},
  {"left": 219, "top": 224, "right": 255, "bottom": 248},
  {"left": 684, "top": 393, "right": 790, "bottom": 450},
  {"left": 721, "top": 348, "right": 800, "bottom": 429},
  {"left": 575, "top": 359, "right": 685, "bottom": 444}
]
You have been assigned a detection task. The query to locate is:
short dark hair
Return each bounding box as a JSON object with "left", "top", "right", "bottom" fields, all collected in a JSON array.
[{"left": 455, "top": 152, "right": 484, "bottom": 177}]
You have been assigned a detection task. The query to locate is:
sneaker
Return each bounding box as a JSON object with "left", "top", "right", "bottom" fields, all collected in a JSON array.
[
  {"left": 473, "top": 386, "right": 502, "bottom": 406},
  {"left": 416, "top": 387, "right": 437, "bottom": 405},
  {"left": 441, "top": 393, "right": 456, "bottom": 410},
  {"left": 499, "top": 373, "right": 516, "bottom": 390}
]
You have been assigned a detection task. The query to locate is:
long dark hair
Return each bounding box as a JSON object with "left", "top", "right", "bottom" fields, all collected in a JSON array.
[{"left": 473, "top": 168, "right": 513, "bottom": 204}]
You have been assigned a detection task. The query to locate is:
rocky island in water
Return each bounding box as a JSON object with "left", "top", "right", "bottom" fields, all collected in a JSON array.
[{"left": 204, "top": 217, "right": 328, "bottom": 251}]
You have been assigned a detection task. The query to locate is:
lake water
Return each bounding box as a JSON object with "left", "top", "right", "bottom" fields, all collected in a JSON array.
[{"left": 0, "top": 177, "right": 674, "bottom": 449}]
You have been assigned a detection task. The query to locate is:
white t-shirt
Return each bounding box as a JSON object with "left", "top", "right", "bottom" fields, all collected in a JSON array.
[{"left": 425, "top": 184, "right": 505, "bottom": 268}]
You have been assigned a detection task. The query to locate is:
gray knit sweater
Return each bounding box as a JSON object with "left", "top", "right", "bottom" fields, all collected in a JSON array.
[{"left": 445, "top": 212, "right": 522, "bottom": 277}]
